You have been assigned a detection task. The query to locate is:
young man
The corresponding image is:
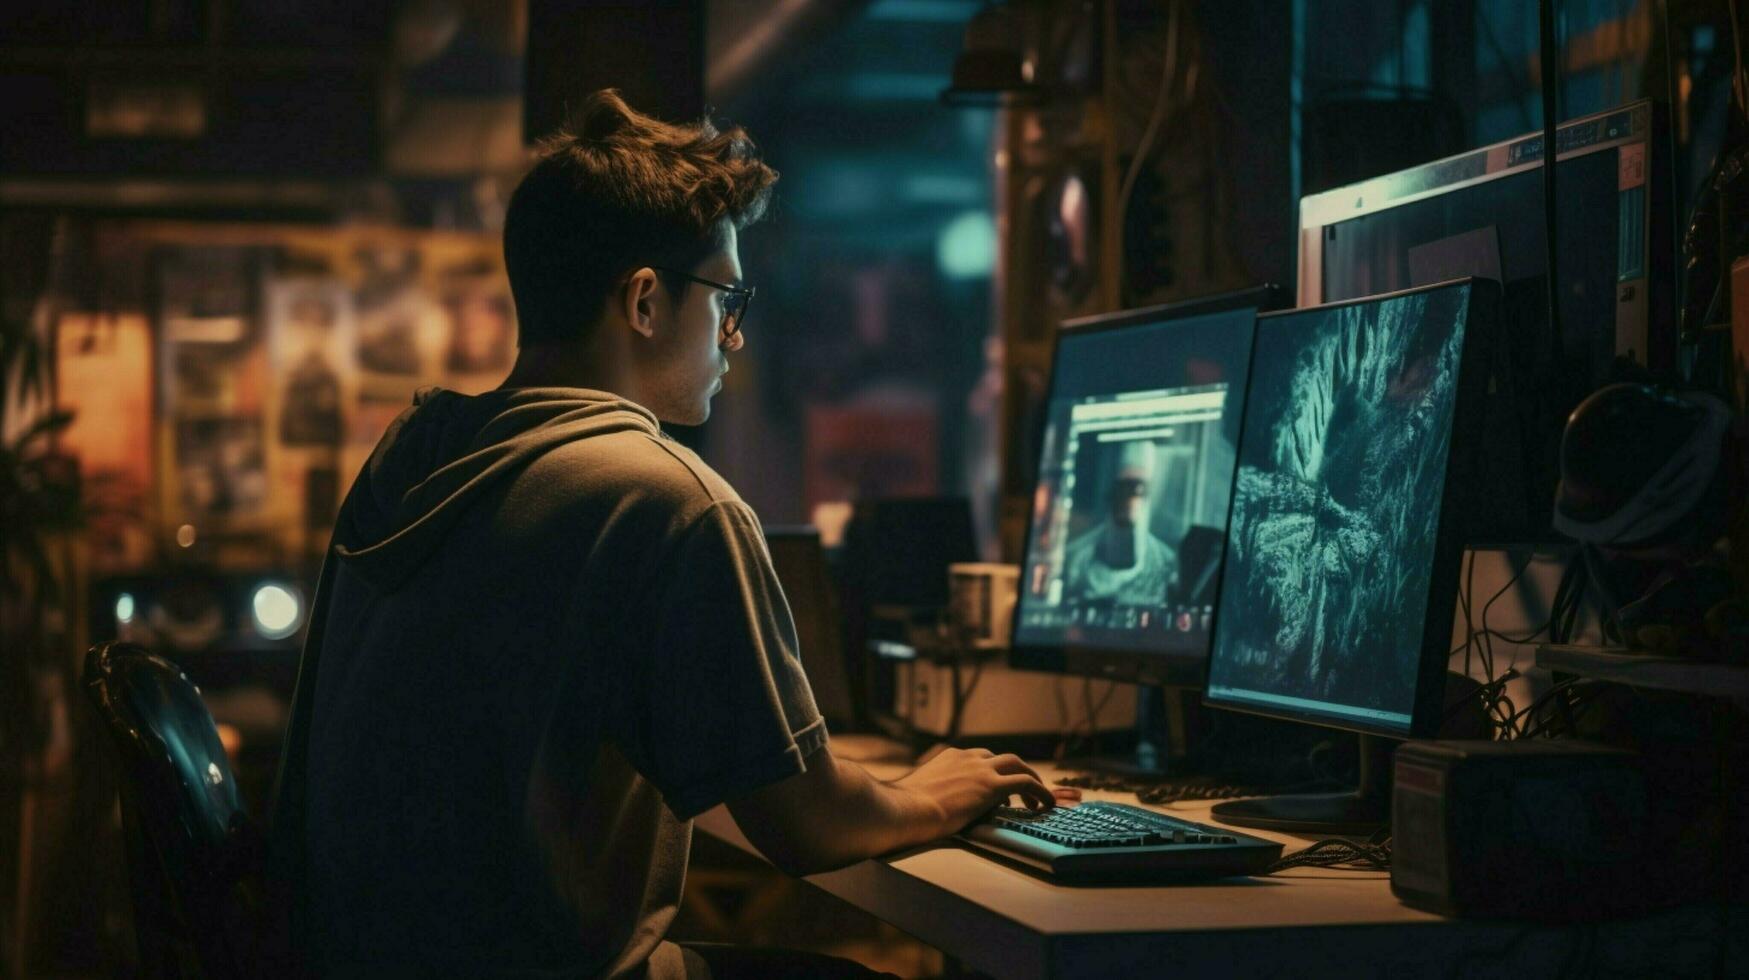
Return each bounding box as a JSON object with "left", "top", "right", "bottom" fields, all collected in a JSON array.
[{"left": 273, "top": 90, "right": 1063, "bottom": 978}]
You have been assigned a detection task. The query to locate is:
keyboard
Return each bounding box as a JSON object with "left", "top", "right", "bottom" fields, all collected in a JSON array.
[{"left": 957, "top": 801, "right": 1282, "bottom": 884}]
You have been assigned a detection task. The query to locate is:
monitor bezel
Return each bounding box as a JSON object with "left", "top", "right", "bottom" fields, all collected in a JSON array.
[
  {"left": 1200, "top": 277, "right": 1503, "bottom": 740},
  {"left": 1295, "top": 99, "right": 1668, "bottom": 375},
  {"left": 1007, "top": 285, "right": 1284, "bottom": 689},
  {"left": 1297, "top": 100, "right": 1652, "bottom": 302},
  {"left": 1060, "top": 284, "right": 1287, "bottom": 334}
]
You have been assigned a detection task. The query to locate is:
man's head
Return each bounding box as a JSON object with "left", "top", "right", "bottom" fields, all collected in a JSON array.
[
  {"left": 502, "top": 89, "right": 778, "bottom": 423},
  {"left": 1108, "top": 440, "right": 1157, "bottom": 526}
]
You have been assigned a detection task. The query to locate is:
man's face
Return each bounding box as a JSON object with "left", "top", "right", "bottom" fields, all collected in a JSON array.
[
  {"left": 1109, "top": 471, "right": 1148, "bottom": 526},
  {"left": 638, "top": 225, "right": 745, "bottom": 425}
]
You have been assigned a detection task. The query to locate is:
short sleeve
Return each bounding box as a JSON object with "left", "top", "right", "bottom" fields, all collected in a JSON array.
[{"left": 613, "top": 500, "right": 828, "bottom": 820}]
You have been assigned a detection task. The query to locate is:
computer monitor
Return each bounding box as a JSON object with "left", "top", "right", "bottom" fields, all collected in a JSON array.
[
  {"left": 1204, "top": 278, "right": 1503, "bottom": 833},
  {"left": 1010, "top": 287, "right": 1282, "bottom": 690},
  {"left": 1297, "top": 100, "right": 1673, "bottom": 534}
]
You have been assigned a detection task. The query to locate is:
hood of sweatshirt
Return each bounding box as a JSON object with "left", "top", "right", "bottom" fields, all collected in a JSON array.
[{"left": 332, "top": 386, "right": 661, "bottom": 592}]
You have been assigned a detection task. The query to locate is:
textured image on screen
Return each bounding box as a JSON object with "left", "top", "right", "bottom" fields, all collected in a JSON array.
[
  {"left": 1013, "top": 307, "right": 1255, "bottom": 661},
  {"left": 1207, "top": 286, "right": 1469, "bottom": 733}
]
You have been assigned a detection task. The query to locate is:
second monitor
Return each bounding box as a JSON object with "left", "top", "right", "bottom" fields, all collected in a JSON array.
[{"left": 1205, "top": 277, "right": 1506, "bottom": 832}]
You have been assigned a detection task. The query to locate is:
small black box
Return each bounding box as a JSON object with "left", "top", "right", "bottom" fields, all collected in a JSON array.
[{"left": 1392, "top": 740, "right": 1653, "bottom": 920}]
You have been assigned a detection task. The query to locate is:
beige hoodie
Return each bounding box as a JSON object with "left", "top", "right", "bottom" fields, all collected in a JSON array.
[{"left": 274, "top": 387, "right": 823, "bottom": 978}]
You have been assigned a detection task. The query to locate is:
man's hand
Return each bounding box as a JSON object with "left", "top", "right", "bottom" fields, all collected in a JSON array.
[
  {"left": 726, "top": 744, "right": 1077, "bottom": 876},
  {"left": 888, "top": 747, "right": 1056, "bottom": 837}
]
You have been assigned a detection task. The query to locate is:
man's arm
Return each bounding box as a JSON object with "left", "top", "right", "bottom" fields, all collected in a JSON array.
[{"left": 725, "top": 745, "right": 1056, "bottom": 877}]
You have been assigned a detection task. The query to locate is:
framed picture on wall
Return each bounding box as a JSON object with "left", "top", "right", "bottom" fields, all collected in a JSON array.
[{"left": 440, "top": 276, "right": 515, "bottom": 392}]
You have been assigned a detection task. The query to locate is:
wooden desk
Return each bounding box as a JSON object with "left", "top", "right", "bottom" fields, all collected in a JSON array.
[{"left": 694, "top": 760, "right": 1742, "bottom": 979}]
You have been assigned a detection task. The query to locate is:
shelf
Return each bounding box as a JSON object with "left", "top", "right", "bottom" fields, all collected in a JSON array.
[{"left": 1535, "top": 644, "right": 1749, "bottom": 702}]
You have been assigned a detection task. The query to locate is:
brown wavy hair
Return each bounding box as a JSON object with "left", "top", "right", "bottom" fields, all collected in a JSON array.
[{"left": 503, "top": 89, "right": 779, "bottom": 345}]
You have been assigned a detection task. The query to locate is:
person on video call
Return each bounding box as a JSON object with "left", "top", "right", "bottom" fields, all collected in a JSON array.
[
  {"left": 271, "top": 90, "right": 1077, "bottom": 980},
  {"left": 1063, "top": 439, "right": 1178, "bottom": 606}
]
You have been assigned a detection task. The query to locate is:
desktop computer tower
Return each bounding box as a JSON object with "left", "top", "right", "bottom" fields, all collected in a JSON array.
[{"left": 1392, "top": 740, "right": 1658, "bottom": 921}]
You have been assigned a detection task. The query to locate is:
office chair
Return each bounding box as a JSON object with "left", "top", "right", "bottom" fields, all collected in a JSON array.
[{"left": 82, "top": 641, "right": 269, "bottom": 979}]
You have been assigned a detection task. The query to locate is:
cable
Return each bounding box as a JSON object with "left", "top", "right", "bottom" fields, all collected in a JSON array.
[
  {"left": 1731, "top": 0, "right": 1749, "bottom": 118},
  {"left": 1546, "top": 552, "right": 1586, "bottom": 645},
  {"left": 1477, "top": 9, "right": 1536, "bottom": 132},
  {"left": 1657, "top": 0, "right": 1684, "bottom": 330},
  {"left": 1052, "top": 678, "right": 1073, "bottom": 746},
  {"left": 1476, "top": 553, "right": 1504, "bottom": 682},
  {"left": 1509, "top": 677, "right": 1610, "bottom": 739},
  {"left": 1447, "top": 551, "right": 1564, "bottom": 738},
  {"left": 1269, "top": 828, "right": 1392, "bottom": 873},
  {"left": 1579, "top": 544, "right": 1630, "bottom": 647},
  {"left": 1475, "top": 552, "right": 1545, "bottom": 693},
  {"left": 1116, "top": 0, "right": 1183, "bottom": 301},
  {"left": 1080, "top": 676, "right": 1120, "bottom": 766},
  {"left": 1539, "top": 0, "right": 1564, "bottom": 398},
  {"left": 1443, "top": 667, "right": 1521, "bottom": 735},
  {"left": 946, "top": 653, "right": 989, "bottom": 742},
  {"left": 1050, "top": 676, "right": 1120, "bottom": 765},
  {"left": 1459, "top": 549, "right": 1479, "bottom": 679}
]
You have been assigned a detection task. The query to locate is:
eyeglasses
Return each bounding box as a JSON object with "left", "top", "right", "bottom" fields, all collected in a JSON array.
[
  {"left": 1113, "top": 477, "right": 1149, "bottom": 498},
  {"left": 652, "top": 267, "right": 755, "bottom": 346}
]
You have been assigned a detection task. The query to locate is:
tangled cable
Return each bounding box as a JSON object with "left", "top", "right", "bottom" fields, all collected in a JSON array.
[{"left": 1269, "top": 828, "right": 1393, "bottom": 873}]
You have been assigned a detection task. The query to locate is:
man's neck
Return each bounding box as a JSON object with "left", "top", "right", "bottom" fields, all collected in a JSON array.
[
  {"left": 1097, "top": 520, "right": 1139, "bottom": 569},
  {"left": 498, "top": 341, "right": 639, "bottom": 402}
]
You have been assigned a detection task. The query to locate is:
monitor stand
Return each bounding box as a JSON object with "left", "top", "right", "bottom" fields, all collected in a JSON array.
[
  {"left": 1209, "top": 733, "right": 1395, "bottom": 835},
  {"left": 1054, "top": 685, "right": 1180, "bottom": 781}
]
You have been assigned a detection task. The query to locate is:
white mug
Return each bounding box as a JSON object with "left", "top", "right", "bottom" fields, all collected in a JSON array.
[{"left": 948, "top": 562, "right": 1020, "bottom": 650}]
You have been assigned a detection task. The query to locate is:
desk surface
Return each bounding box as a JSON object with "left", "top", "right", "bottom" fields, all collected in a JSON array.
[{"left": 694, "top": 753, "right": 1740, "bottom": 980}]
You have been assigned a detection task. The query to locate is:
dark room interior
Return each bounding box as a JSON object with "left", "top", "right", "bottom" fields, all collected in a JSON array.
[{"left": 1, "top": 1, "right": 1746, "bottom": 977}]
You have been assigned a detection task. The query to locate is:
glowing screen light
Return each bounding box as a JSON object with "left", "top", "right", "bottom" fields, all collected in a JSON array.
[
  {"left": 937, "top": 210, "right": 996, "bottom": 280},
  {"left": 115, "top": 592, "right": 136, "bottom": 624},
  {"left": 251, "top": 584, "right": 303, "bottom": 640}
]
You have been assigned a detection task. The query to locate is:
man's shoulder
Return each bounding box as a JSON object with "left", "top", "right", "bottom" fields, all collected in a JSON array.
[{"left": 527, "top": 426, "right": 741, "bottom": 509}]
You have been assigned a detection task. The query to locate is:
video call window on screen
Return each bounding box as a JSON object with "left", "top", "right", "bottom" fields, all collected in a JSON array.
[
  {"left": 1012, "top": 306, "right": 1256, "bottom": 663},
  {"left": 1026, "top": 383, "right": 1227, "bottom": 627}
]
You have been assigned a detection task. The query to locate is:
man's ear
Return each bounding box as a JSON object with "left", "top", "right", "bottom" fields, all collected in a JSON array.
[{"left": 622, "top": 268, "right": 659, "bottom": 339}]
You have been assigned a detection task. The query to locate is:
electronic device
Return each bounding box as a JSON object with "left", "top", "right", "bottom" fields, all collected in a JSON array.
[
  {"left": 840, "top": 498, "right": 978, "bottom": 608},
  {"left": 1391, "top": 739, "right": 1655, "bottom": 920},
  {"left": 838, "top": 497, "right": 980, "bottom": 733},
  {"left": 765, "top": 526, "right": 858, "bottom": 729},
  {"left": 1011, "top": 288, "right": 1281, "bottom": 690},
  {"left": 891, "top": 658, "right": 1135, "bottom": 740},
  {"left": 1059, "top": 284, "right": 1287, "bottom": 333},
  {"left": 956, "top": 800, "right": 1282, "bottom": 884},
  {"left": 1297, "top": 100, "right": 1674, "bottom": 533},
  {"left": 1204, "top": 278, "right": 1511, "bottom": 833}
]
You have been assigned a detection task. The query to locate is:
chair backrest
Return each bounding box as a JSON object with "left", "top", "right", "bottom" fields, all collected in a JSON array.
[
  {"left": 765, "top": 527, "right": 857, "bottom": 727},
  {"left": 83, "top": 641, "right": 266, "bottom": 978}
]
